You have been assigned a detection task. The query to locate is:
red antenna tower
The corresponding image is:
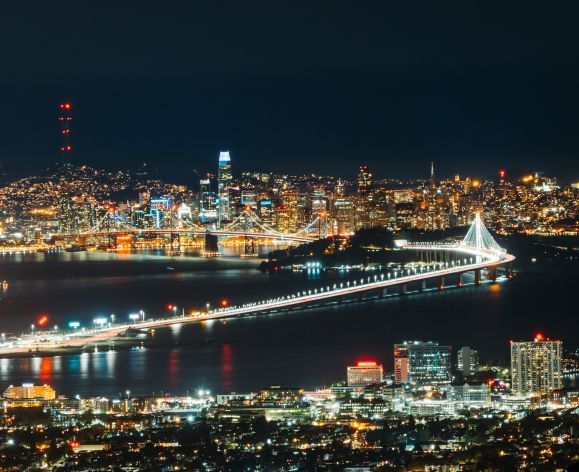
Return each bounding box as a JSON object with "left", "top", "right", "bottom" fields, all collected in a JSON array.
[{"left": 58, "top": 102, "right": 72, "bottom": 154}]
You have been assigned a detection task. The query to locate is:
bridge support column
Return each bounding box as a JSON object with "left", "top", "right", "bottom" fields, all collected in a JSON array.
[
  {"left": 474, "top": 269, "right": 481, "bottom": 285},
  {"left": 398, "top": 284, "right": 406, "bottom": 296},
  {"left": 244, "top": 236, "right": 255, "bottom": 257},
  {"left": 506, "top": 263, "right": 514, "bottom": 279},
  {"left": 170, "top": 233, "right": 180, "bottom": 249},
  {"left": 438, "top": 277, "right": 445, "bottom": 290},
  {"left": 419, "top": 280, "right": 426, "bottom": 291},
  {"left": 456, "top": 273, "right": 462, "bottom": 288},
  {"left": 490, "top": 267, "right": 497, "bottom": 282}
]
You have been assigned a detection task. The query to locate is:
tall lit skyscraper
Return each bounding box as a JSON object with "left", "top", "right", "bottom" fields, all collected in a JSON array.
[
  {"left": 355, "top": 165, "right": 374, "bottom": 229},
  {"left": 511, "top": 335, "right": 563, "bottom": 395},
  {"left": 217, "top": 151, "right": 232, "bottom": 226},
  {"left": 395, "top": 341, "right": 452, "bottom": 386},
  {"left": 347, "top": 361, "right": 384, "bottom": 386}
]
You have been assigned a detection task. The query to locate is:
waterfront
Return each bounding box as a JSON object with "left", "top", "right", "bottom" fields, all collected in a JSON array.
[{"left": 0, "top": 243, "right": 577, "bottom": 396}]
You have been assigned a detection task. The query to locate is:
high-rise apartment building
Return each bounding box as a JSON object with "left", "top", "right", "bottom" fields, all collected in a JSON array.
[
  {"left": 394, "top": 343, "right": 410, "bottom": 384},
  {"left": 347, "top": 361, "right": 384, "bottom": 386},
  {"left": 511, "top": 336, "right": 563, "bottom": 395}
]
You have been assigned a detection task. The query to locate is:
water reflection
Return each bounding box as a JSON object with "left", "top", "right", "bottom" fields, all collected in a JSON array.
[{"left": 221, "top": 344, "right": 233, "bottom": 392}]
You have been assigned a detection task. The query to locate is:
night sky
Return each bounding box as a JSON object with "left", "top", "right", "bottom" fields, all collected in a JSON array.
[{"left": 1, "top": 2, "right": 579, "bottom": 180}]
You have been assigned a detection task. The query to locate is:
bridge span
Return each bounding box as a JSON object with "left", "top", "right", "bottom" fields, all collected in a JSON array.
[{"left": 0, "top": 214, "right": 514, "bottom": 355}]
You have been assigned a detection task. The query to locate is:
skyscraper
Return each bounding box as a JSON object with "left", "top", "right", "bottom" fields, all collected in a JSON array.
[
  {"left": 511, "top": 335, "right": 563, "bottom": 395},
  {"left": 217, "top": 151, "right": 232, "bottom": 227},
  {"left": 395, "top": 341, "right": 452, "bottom": 386},
  {"left": 355, "top": 166, "right": 374, "bottom": 229}
]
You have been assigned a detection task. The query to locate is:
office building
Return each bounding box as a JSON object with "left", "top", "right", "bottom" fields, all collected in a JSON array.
[
  {"left": 347, "top": 361, "right": 384, "bottom": 386},
  {"left": 395, "top": 341, "right": 452, "bottom": 386},
  {"left": 511, "top": 335, "right": 563, "bottom": 395},
  {"left": 217, "top": 151, "right": 232, "bottom": 226},
  {"left": 457, "top": 346, "right": 479, "bottom": 377}
]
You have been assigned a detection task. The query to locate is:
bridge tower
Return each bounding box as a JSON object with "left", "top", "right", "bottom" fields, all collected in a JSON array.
[{"left": 462, "top": 213, "right": 502, "bottom": 252}]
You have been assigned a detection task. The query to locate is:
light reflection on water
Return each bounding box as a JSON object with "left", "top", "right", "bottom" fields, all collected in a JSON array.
[{"left": 0, "top": 247, "right": 576, "bottom": 396}]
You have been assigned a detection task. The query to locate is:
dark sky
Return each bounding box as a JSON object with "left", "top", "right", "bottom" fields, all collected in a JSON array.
[{"left": 1, "top": 1, "right": 579, "bottom": 180}]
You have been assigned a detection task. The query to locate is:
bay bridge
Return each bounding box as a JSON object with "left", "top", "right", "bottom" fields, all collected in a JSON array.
[
  {"left": 51, "top": 209, "right": 324, "bottom": 253},
  {"left": 1, "top": 214, "right": 515, "bottom": 355}
]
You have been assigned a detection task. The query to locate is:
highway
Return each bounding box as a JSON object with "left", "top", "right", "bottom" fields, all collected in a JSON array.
[{"left": 0, "top": 244, "right": 514, "bottom": 356}]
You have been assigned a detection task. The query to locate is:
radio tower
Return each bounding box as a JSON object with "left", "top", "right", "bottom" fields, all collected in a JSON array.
[{"left": 58, "top": 102, "right": 73, "bottom": 157}]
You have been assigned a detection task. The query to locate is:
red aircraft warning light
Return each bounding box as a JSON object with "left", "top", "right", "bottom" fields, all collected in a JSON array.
[
  {"left": 37, "top": 315, "right": 49, "bottom": 327},
  {"left": 59, "top": 102, "right": 73, "bottom": 155}
]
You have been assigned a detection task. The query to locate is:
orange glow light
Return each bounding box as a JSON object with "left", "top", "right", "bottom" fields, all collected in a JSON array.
[
  {"left": 535, "top": 333, "right": 544, "bottom": 341},
  {"left": 357, "top": 361, "right": 377, "bottom": 367},
  {"left": 37, "top": 315, "right": 49, "bottom": 327},
  {"left": 220, "top": 299, "right": 229, "bottom": 307}
]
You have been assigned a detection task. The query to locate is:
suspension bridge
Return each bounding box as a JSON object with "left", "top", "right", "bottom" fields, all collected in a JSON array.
[
  {"left": 51, "top": 209, "right": 327, "bottom": 252},
  {"left": 1, "top": 214, "right": 515, "bottom": 355}
]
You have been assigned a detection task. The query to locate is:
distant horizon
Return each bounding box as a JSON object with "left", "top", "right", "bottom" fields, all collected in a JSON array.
[{"left": 0, "top": 155, "right": 573, "bottom": 185}]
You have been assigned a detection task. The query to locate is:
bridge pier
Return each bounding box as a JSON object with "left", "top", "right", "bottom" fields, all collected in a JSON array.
[
  {"left": 474, "top": 269, "right": 481, "bottom": 285},
  {"left": 456, "top": 273, "right": 462, "bottom": 288},
  {"left": 398, "top": 284, "right": 406, "bottom": 296},
  {"left": 419, "top": 280, "right": 426, "bottom": 291},
  {"left": 506, "top": 262, "right": 514, "bottom": 279},
  {"left": 170, "top": 232, "right": 180, "bottom": 249},
  {"left": 243, "top": 236, "right": 255, "bottom": 257},
  {"left": 108, "top": 234, "right": 117, "bottom": 249},
  {"left": 438, "top": 277, "right": 445, "bottom": 290},
  {"left": 490, "top": 267, "right": 497, "bottom": 282}
]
